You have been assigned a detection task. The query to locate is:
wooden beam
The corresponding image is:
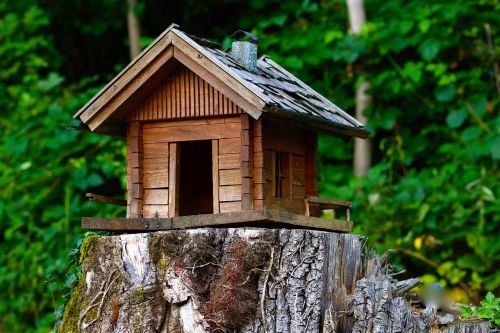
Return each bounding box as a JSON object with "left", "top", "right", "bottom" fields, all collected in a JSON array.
[
  {"left": 86, "top": 193, "right": 127, "bottom": 207},
  {"left": 84, "top": 46, "right": 174, "bottom": 130},
  {"left": 81, "top": 209, "right": 352, "bottom": 233},
  {"left": 168, "top": 143, "right": 180, "bottom": 217},
  {"left": 305, "top": 196, "right": 352, "bottom": 208},
  {"left": 212, "top": 140, "right": 220, "bottom": 213}
]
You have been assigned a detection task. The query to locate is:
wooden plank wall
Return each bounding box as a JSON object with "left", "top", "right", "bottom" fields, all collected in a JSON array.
[
  {"left": 262, "top": 120, "right": 308, "bottom": 215},
  {"left": 217, "top": 117, "right": 242, "bottom": 213},
  {"left": 253, "top": 119, "right": 265, "bottom": 209},
  {"left": 140, "top": 117, "right": 242, "bottom": 216},
  {"left": 126, "top": 122, "right": 144, "bottom": 218},
  {"left": 304, "top": 132, "right": 319, "bottom": 217},
  {"left": 128, "top": 66, "right": 243, "bottom": 121},
  {"left": 240, "top": 114, "right": 253, "bottom": 210}
]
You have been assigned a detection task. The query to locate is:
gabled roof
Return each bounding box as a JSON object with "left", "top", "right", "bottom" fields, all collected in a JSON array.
[{"left": 74, "top": 24, "right": 368, "bottom": 138}]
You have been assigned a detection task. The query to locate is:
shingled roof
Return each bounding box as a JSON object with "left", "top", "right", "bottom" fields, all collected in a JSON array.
[{"left": 74, "top": 24, "right": 368, "bottom": 138}]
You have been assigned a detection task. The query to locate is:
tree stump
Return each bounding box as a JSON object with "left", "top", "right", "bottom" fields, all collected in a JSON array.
[{"left": 58, "top": 228, "right": 492, "bottom": 332}]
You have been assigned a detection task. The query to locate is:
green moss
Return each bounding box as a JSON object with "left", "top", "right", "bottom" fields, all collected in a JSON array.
[
  {"left": 157, "top": 258, "right": 170, "bottom": 273},
  {"left": 58, "top": 277, "right": 86, "bottom": 333},
  {"left": 79, "top": 235, "right": 100, "bottom": 264},
  {"left": 133, "top": 286, "right": 147, "bottom": 303}
]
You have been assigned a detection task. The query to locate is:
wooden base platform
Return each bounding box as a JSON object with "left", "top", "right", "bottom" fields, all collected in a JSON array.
[{"left": 82, "top": 209, "right": 353, "bottom": 233}]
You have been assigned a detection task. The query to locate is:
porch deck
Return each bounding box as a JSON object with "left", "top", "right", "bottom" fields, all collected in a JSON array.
[{"left": 82, "top": 209, "right": 353, "bottom": 233}]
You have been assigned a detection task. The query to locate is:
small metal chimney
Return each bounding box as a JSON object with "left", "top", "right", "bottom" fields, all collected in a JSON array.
[{"left": 230, "top": 30, "right": 259, "bottom": 72}]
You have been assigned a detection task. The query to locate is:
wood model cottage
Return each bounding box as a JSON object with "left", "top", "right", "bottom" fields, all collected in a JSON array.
[{"left": 76, "top": 24, "right": 368, "bottom": 232}]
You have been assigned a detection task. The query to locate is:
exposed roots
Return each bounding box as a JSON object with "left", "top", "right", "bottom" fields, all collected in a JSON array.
[
  {"left": 78, "top": 269, "right": 119, "bottom": 332},
  {"left": 200, "top": 237, "right": 271, "bottom": 332}
]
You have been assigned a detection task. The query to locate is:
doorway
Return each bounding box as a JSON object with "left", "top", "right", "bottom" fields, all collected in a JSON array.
[{"left": 178, "top": 140, "right": 213, "bottom": 216}]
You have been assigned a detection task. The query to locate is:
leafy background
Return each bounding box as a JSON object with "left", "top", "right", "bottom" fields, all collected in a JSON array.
[{"left": 0, "top": 0, "right": 498, "bottom": 331}]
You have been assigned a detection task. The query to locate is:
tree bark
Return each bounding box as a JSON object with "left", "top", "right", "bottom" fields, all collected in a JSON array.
[
  {"left": 59, "top": 228, "right": 492, "bottom": 332},
  {"left": 126, "top": 0, "right": 142, "bottom": 60},
  {"left": 346, "top": 0, "right": 372, "bottom": 177}
]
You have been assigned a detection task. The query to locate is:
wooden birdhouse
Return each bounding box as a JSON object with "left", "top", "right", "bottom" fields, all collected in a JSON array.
[{"left": 76, "top": 24, "right": 368, "bottom": 232}]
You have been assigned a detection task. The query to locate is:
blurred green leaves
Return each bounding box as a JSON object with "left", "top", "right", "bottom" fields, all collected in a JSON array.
[{"left": 0, "top": 0, "right": 499, "bottom": 331}]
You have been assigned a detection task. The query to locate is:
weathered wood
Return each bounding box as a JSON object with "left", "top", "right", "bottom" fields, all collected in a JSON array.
[
  {"left": 168, "top": 143, "right": 179, "bottom": 217},
  {"left": 142, "top": 204, "right": 169, "bottom": 218},
  {"left": 82, "top": 209, "right": 352, "bottom": 232},
  {"left": 306, "top": 196, "right": 352, "bottom": 208},
  {"left": 143, "top": 189, "right": 169, "bottom": 205},
  {"left": 143, "top": 122, "right": 240, "bottom": 143},
  {"left": 219, "top": 201, "right": 242, "bottom": 213},
  {"left": 212, "top": 140, "right": 220, "bottom": 213},
  {"left": 219, "top": 185, "right": 241, "bottom": 202},
  {"left": 219, "top": 169, "right": 241, "bottom": 186},
  {"left": 85, "top": 46, "right": 175, "bottom": 131},
  {"left": 219, "top": 153, "right": 240, "bottom": 169},
  {"left": 219, "top": 137, "right": 241, "bottom": 154},
  {"left": 129, "top": 66, "right": 243, "bottom": 121},
  {"left": 85, "top": 193, "right": 127, "bottom": 207},
  {"left": 62, "top": 226, "right": 491, "bottom": 333},
  {"left": 143, "top": 172, "right": 168, "bottom": 189},
  {"left": 143, "top": 142, "right": 169, "bottom": 159},
  {"left": 127, "top": 122, "right": 143, "bottom": 218},
  {"left": 172, "top": 35, "right": 264, "bottom": 119}
]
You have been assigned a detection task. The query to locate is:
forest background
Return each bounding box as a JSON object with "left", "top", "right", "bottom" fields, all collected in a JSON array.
[{"left": 0, "top": 0, "right": 498, "bottom": 331}]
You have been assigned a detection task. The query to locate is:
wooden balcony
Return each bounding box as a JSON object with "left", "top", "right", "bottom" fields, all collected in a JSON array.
[{"left": 304, "top": 196, "right": 352, "bottom": 221}]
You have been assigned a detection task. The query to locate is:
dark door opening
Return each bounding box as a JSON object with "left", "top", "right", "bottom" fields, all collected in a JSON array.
[{"left": 178, "top": 140, "right": 213, "bottom": 216}]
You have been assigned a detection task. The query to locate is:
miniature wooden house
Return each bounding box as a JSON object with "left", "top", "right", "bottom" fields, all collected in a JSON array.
[{"left": 76, "top": 24, "right": 368, "bottom": 232}]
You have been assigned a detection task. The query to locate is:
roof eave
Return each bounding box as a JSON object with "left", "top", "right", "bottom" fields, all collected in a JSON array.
[{"left": 265, "top": 107, "right": 370, "bottom": 139}]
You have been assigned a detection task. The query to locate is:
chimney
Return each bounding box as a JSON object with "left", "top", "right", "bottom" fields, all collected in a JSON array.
[{"left": 230, "top": 30, "right": 259, "bottom": 72}]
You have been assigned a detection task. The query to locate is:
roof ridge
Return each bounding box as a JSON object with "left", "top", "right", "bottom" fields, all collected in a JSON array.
[{"left": 74, "top": 23, "right": 180, "bottom": 119}]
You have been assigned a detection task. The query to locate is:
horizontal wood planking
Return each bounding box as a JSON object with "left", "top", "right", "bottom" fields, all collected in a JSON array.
[
  {"left": 253, "top": 119, "right": 265, "bottom": 210},
  {"left": 263, "top": 120, "right": 306, "bottom": 155},
  {"left": 143, "top": 204, "right": 169, "bottom": 218},
  {"left": 220, "top": 201, "right": 242, "bottom": 213},
  {"left": 261, "top": 120, "right": 310, "bottom": 215},
  {"left": 219, "top": 153, "right": 240, "bottom": 169},
  {"left": 143, "top": 118, "right": 229, "bottom": 128},
  {"left": 218, "top": 137, "right": 240, "bottom": 154},
  {"left": 143, "top": 157, "right": 169, "bottom": 172},
  {"left": 219, "top": 185, "right": 241, "bottom": 202},
  {"left": 143, "top": 142, "right": 169, "bottom": 159},
  {"left": 127, "top": 122, "right": 144, "bottom": 218},
  {"left": 82, "top": 209, "right": 353, "bottom": 233},
  {"left": 143, "top": 122, "right": 240, "bottom": 143},
  {"left": 143, "top": 172, "right": 169, "bottom": 189},
  {"left": 219, "top": 169, "right": 241, "bottom": 186},
  {"left": 128, "top": 66, "right": 243, "bottom": 121},
  {"left": 291, "top": 154, "right": 305, "bottom": 186},
  {"left": 144, "top": 189, "right": 169, "bottom": 205}
]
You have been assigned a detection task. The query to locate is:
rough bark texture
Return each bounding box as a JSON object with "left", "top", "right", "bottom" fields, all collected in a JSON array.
[
  {"left": 347, "top": 0, "right": 372, "bottom": 177},
  {"left": 126, "top": 0, "right": 141, "bottom": 59},
  {"left": 59, "top": 228, "right": 492, "bottom": 332}
]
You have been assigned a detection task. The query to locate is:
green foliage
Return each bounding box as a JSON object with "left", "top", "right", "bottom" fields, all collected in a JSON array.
[
  {"left": 461, "top": 292, "right": 500, "bottom": 326},
  {"left": 0, "top": 4, "right": 124, "bottom": 332},
  {"left": 0, "top": 0, "right": 499, "bottom": 331},
  {"left": 246, "top": 0, "right": 499, "bottom": 303}
]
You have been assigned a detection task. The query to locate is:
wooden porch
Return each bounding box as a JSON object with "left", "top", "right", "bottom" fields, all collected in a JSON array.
[
  {"left": 84, "top": 192, "right": 354, "bottom": 232},
  {"left": 82, "top": 209, "right": 353, "bottom": 233}
]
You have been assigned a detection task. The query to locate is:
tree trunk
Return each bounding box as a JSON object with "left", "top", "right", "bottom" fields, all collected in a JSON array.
[
  {"left": 58, "top": 228, "right": 492, "bottom": 332},
  {"left": 346, "top": 0, "right": 372, "bottom": 177},
  {"left": 126, "top": 0, "right": 141, "bottom": 60}
]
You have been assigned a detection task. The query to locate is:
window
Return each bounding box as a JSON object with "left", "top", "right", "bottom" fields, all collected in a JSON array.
[{"left": 273, "top": 151, "right": 290, "bottom": 198}]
